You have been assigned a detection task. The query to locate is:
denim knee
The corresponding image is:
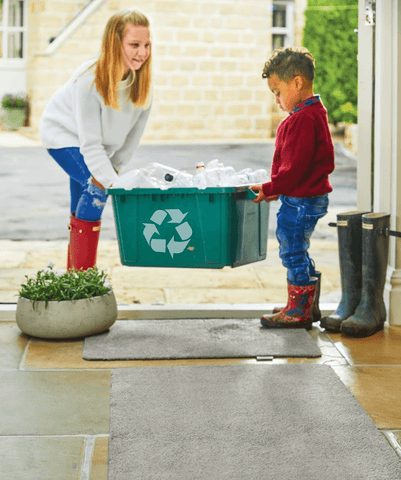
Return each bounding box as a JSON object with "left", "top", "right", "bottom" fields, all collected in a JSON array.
[
  {"left": 48, "top": 147, "right": 108, "bottom": 221},
  {"left": 277, "top": 195, "right": 328, "bottom": 285},
  {"left": 75, "top": 180, "right": 108, "bottom": 222}
]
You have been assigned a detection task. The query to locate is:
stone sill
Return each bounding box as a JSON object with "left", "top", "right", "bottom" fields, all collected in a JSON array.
[{"left": 0, "top": 303, "right": 340, "bottom": 322}]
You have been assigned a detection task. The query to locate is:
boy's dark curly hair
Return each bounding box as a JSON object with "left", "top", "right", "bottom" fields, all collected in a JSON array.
[{"left": 262, "top": 47, "right": 315, "bottom": 83}]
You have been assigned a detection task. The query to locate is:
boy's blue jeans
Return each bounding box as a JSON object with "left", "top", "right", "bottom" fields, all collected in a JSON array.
[
  {"left": 47, "top": 147, "right": 108, "bottom": 222},
  {"left": 276, "top": 195, "right": 329, "bottom": 286}
]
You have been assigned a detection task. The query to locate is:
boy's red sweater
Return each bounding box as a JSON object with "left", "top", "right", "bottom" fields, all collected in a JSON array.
[{"left": 262, "top": 101, "right": 335, "bottom": 198}]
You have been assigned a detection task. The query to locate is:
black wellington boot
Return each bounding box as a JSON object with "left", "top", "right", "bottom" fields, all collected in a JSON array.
[
  {"left": 320, "top": 211, "right": 369, "bottom": 332},
  {"left": 341, "top": 213, "right": 390, "bottom": 337}
]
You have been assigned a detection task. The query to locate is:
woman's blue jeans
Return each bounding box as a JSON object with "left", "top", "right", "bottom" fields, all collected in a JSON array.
[
  {"left": 276, "top": 195, "right": 329, "bottom": 286},
  {"left": 47, "top": 147, "right": 108, "bottom": 222}
]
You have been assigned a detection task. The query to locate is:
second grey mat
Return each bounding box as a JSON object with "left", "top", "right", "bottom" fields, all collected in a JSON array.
[
  {"left": 108, "top": 365, "right": 401, "bottom": 480},
  {"left": 82, "top": 319, "right": 321, "bottom": 360}
]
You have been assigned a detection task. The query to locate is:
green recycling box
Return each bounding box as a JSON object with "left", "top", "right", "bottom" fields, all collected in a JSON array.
[{"left": 107, "top": 186, "right": 269, "bottom": 269}]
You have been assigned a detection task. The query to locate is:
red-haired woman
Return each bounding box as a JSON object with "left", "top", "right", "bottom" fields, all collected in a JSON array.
[{"left": 40, "top": 9, "right": 152, "bottom": 271}]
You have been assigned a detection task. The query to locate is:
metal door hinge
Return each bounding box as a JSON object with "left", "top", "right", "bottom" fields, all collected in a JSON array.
[
  {"left": 365, "top": 0, "right": 376, "bottom": 26},
  {"left": 384, "top": 228, "right": 401, "bottom": 238}
]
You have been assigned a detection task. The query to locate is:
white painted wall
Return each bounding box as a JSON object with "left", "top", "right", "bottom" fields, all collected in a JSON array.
[{"left": 0, "top": 62, "right": 26, "bottom": 100}]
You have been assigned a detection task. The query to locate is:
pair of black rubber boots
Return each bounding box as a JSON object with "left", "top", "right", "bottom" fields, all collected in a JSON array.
[{"left": 320, "top": 211, "right": 390, "bottom": 337}]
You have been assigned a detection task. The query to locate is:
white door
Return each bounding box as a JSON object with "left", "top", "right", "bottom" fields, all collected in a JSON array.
[{"left": 0, "top": 0, "right": 27, "bottom": 102}]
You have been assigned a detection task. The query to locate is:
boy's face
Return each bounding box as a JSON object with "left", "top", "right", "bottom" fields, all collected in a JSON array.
[{"left": 267, "top": 74, "right": 304, "bottom": 113}]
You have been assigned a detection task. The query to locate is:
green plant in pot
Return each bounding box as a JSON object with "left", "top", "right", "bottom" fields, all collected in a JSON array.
[
  {"left": 16, "top": 265, "right": 118, "bottom": 339},
  {"left": 1, "top": 93, "right": 29, "bottom": 131}
]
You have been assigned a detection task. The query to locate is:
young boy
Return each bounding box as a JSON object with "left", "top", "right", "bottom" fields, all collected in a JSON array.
[{"left": 251, "top": 47, "right": 335, "bottom": 329}]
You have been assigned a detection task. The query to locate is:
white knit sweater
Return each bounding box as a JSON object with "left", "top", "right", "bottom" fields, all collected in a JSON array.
[{"left": 40, "top": 59, "right": 152, "bottom": 188}]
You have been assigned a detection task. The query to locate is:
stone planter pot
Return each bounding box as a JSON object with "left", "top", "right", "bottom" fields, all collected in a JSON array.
[
  {"left": 16, "top": 290, "right": 118, "bottom": 339},
  {"left": 1, "top": 107, "right": 26, "bottom": 131}
]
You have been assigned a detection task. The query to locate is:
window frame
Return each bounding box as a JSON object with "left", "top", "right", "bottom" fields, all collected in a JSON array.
[
  {"left": 272, "top": 0, "right": 294, "bottom": 50},
  {"left": 0, "top": 0, "right": 28, "bottom": 67}
]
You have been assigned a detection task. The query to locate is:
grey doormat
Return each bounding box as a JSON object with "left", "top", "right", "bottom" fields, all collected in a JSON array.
[
  {"left": 108, "top": 365, "right": 401, "bottom": 480},
  {"left": 82, "top": 319, "right": 321, "bottom": 360}
]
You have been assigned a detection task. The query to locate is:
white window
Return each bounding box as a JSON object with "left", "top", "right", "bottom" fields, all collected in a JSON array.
[
  {"left": 0, "top": 0, "right": 28, "bottom": 99},
  {"left": 272, "top": 1, "right": 294, "bottom": 50},
  {"left": 0, "top": 0, "right": 27, "bottom": 61}
]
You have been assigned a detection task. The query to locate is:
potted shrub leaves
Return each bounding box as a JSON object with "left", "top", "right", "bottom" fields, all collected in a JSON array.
[
  {"left": 16, "top": 265, "right": 117, "bottom": 339},
  {"left": 1, "top": 93, "right": 29, "bottom": 131}
]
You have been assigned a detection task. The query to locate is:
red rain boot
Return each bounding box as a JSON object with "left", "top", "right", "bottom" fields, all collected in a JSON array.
[
  {"left": 271, "top": 272, "right": 321, "bottom": 322},
  {"left": 261, "top": 279, "right": 317, "bottom": 329},
  {"left": 68, "top": 213, "right": 101, "bottom": 271}
]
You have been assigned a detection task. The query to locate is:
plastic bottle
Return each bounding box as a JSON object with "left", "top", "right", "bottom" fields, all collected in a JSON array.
[
  {"left": 203, "top": 160, "right": 221, "bottom": 187},
  {"left": 219, "top": 166, "right": 240, "bottom": 187},
  {"left": 113, "top": 169, "right": 156, "bottom": 190},
  {"left": 249, "top": 169, "right": 269, "bottom": 184},
  {"left": 237, "top": 168, "right": 253, "bottom": 185},
  {"left": 145, "top": 163, "right": 180, "bottom": 189},
  {"left": 193, "top": 162, "right": 208, "bottom": 190},
  {"left": 171, "top": 171, "right": 194, "bottom": 188},
  {"left": 114, "top": 162, "right": 268, "bottom": 190}
]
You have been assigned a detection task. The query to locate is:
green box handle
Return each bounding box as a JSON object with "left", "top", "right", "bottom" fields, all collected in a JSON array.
[{"left": 245, "top": 187, "right": 258, "bottom": 200}]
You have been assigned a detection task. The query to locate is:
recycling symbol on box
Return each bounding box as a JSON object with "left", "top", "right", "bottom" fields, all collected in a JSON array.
[{"left": 143, "top": 209, "right": 192, "bottom": 258}]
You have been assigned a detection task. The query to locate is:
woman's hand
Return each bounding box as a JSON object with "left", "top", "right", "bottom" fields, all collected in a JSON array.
[
  {"left": 250, "top": 186, "right": 279, "bottom": 204},
  {"left": 91, "top": 167, "right": 118, "bottom": 191},
  {"left": 92, "top": 176, "right": 106, "bottom": 191}
]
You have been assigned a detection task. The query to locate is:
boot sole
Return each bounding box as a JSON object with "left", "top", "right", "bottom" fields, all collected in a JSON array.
[
  {"left": 273, "top": 308, "right": 321, "bottom": 324},
  {"left": 340, "top": 322, "right": 385, "bottom": 338},
  {"left": 261, "top": 318, "right": 312, "bottom": 330},
  {"left": 319, "top": 322, "right": 342, "bottom": 333}
]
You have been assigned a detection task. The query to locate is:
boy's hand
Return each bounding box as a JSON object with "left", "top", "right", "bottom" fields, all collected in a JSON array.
[
  {"left": 250, "top": 186, "right": 280, "bottom": 204},
  {"left": 250, "top": 185, "right": 265, "bottom": 203}
]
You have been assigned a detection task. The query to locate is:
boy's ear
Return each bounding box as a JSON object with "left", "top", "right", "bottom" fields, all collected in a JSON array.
[{"left": 294, "top": 75, "right": 304, "bottom": 89}]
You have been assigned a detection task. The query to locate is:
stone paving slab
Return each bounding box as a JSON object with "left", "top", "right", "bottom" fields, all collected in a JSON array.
[
  {"left": 110, "top": 265, "right": 262, "bottom": 289},
  {"left": 0, "top": 249, "right": 26, "bottom": 268},
  {"left": 0, "top": 323, "right": 28, "bottom": 369},
  {"left": 111, "top": 286, "right": 167, "bottom": 305},
  {"left": 0, "top": 437, "right": 85, "bottom": 480},
  {"left": 333, "top": 366, "right": 401, "bottom": 429},
  {"left": 166, "top": 286, "right": 288, "bottom": 304},
  {"left": 0, "top": 371, "right": 110, "bottom": 435},
  {"left": 0, "top": 436, "right": 85, "bottom": 480},
  {"left": 0, "top": 268, "right": 38, "bottom": 291}
]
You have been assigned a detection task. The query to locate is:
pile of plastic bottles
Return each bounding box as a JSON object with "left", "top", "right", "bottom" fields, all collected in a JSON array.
[{"left": 112, "top": 160, "right": 269, "bottom": 190}]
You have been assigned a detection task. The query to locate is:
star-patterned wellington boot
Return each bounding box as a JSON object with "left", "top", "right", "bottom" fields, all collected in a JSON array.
[
  {"left": 272, "top": 272, "right": 322, "bottom": 323},
  {"left": 261, "top": 278, "right": 317, "bottom": 330}
]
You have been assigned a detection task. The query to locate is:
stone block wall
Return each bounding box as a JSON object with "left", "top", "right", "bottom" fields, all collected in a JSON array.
[{"left": 27, "top": 0, "right": 306, "bottom": 142}]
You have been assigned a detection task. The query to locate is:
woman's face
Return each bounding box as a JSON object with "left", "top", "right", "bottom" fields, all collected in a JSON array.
[{"left": 121, "top": 24, "right": 151, "bottom": 74}]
